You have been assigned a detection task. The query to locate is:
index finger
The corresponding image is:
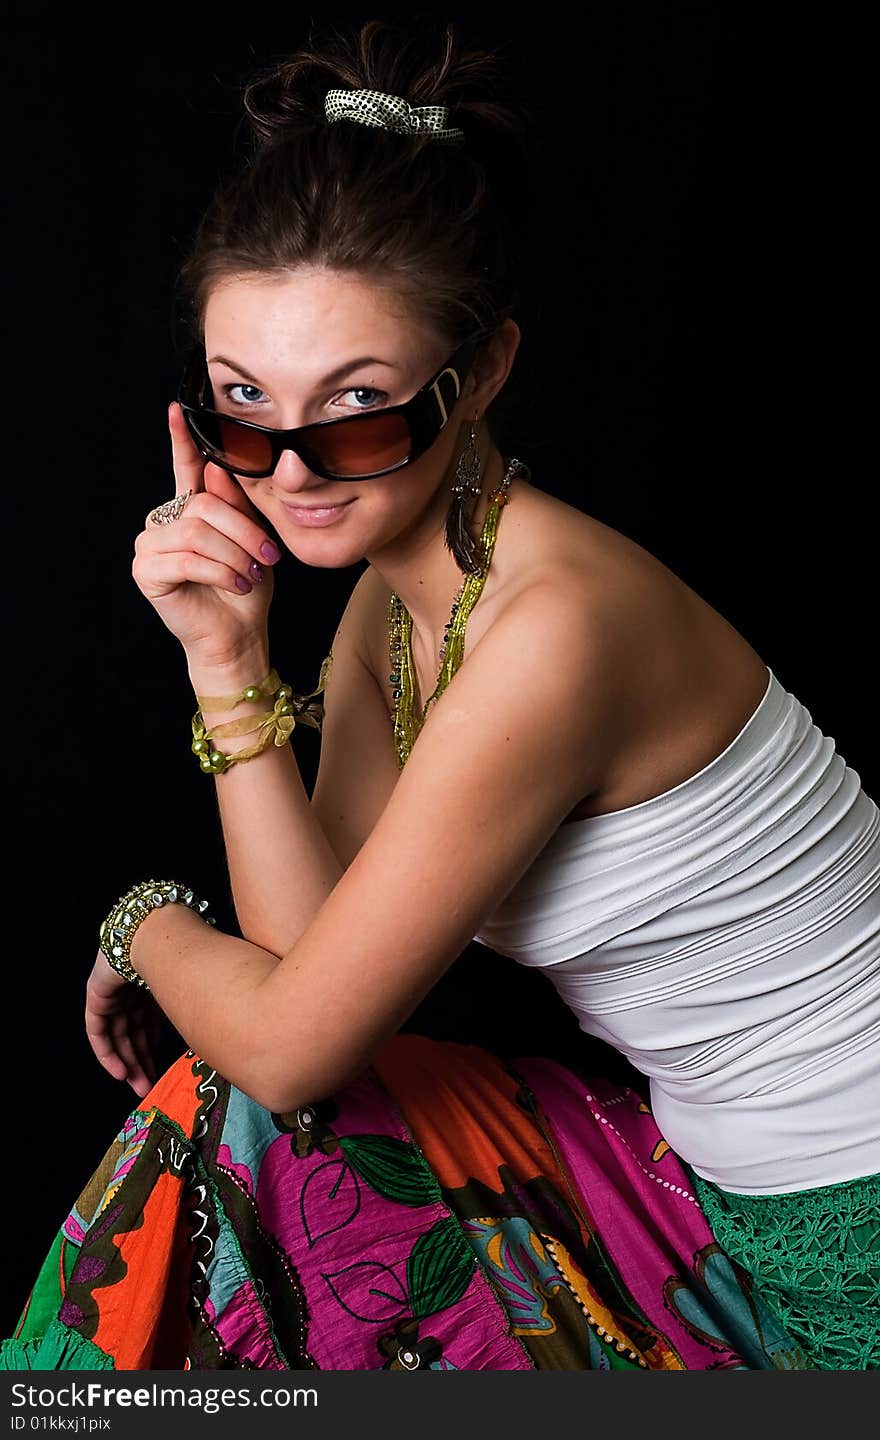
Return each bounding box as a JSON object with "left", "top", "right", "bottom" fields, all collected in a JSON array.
[{"left": 168, "top": 400, "right": 207, "bottom": 496}]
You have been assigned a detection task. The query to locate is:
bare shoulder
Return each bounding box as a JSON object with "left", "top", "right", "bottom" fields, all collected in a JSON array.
[
  {"left": 490, "top": 483, "right": 770, "bottom": 816},
  {"left": 351, "top": 487, "right": 667, "bottom": 760},
  {"left": 487, "top": 481, "right": 764, "bottom": 682},
  {"left": 347, "top": 482, "right": 766, "bottom": 823}
]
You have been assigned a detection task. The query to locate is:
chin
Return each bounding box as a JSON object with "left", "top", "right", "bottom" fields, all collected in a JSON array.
[
  {"left": 277, "top": 523, "right": 370, "bottom": 570},
  {"left": 291, "top": 547, "right": 367, "bottom": 570}
]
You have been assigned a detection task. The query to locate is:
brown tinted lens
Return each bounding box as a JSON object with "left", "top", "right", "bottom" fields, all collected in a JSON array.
[
  {"left": 187, "top": 408, "right": 413, "bottom": 478},
  {"left": 309, "top": 412, "right": 412, "bottom": 476},
  {"left": 188, "top": 412, "right": 275, "bottom": 474}
]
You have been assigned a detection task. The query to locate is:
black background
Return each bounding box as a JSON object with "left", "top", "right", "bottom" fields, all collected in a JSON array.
[{"left": 4, "top": 7, "right": 873, "bottom": 1336}]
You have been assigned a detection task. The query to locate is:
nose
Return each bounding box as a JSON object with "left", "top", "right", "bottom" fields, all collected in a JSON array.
[{"left": 267, "top": 447, "right": 334, "bottom": 495}]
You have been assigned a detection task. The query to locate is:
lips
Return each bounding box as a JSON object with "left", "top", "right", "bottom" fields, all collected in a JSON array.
[
  {"left": 280, "top": 498, "right": 355, "bottom": 528},
  {"left": 286, "top": 502, "right": 350, "bottom": 511}
]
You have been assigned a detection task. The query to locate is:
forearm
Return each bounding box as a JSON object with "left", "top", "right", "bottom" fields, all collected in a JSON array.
[
  {"left": 128, "top": 898, "right": 278, "bottom": 1104},
  {"left": 187, "top": 642, "right": 343, "bottom": 957}
]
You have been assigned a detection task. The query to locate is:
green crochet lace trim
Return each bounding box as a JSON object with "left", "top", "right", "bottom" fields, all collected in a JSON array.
[
  {"left": 0, "top": 1316, "right": 114, "bottom": 1370},
  {"left": 687, "top": 1167, "right": 880, "bottom": 1370}
]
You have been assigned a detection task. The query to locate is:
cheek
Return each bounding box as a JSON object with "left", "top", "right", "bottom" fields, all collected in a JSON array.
[
  {"left": 240, "top": 487, "right": 282, "bottom": 531},
  {"left": 235, "top": 475, "right": 268, "bottom": 505},
  {"left": 368, "top": 472, "right": 430, "bottom": 515}
]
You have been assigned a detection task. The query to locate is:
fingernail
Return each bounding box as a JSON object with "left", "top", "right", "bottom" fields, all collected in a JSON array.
[
  {"left": 249, "top": 560, "right": 264, "bottom": 583},
  {"left": 235, "top": 575, "right": 252, "bottom": 593},
  {"left": 261, "top": 541, "right": 281, "bottom": 563}
]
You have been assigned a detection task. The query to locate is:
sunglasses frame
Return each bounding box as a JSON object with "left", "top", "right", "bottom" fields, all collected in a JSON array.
[{"left": 176, "top": 329, "right": 488, "bottom": 481}]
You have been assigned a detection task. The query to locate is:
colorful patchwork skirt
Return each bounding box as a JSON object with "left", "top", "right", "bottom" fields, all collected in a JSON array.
[{"left": 0, "top": 1033, "right": 851, "bottom": 1371}]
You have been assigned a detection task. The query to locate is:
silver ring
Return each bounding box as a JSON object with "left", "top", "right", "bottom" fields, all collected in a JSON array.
[{"left": 147, "top": 490, "right": 192, "bottom": 526}]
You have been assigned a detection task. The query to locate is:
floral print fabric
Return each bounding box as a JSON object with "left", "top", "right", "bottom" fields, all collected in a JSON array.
[{"left": 2, "top": 1034, "right": 809, "bottom": 1370}]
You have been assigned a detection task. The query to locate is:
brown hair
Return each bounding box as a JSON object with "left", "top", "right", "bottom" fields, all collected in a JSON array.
[{"left": 172, "top": 16, "right": 538, "bottom": 448}]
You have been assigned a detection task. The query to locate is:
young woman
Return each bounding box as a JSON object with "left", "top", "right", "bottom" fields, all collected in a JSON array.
[{"left": 4, "top": 20, "right": 877, "bottom": 1373}]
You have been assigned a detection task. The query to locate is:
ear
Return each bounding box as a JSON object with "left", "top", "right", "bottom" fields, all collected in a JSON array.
[{"left": 467, "top": 318, "right": 521, "bottom": 411}]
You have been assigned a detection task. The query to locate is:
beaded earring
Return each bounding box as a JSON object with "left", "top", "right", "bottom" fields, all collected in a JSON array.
[{"left": 444, "top": 413, "right": 484, "bottom": 576}]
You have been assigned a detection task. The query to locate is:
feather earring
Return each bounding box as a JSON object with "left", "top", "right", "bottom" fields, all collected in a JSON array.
[{"left": 445, "top": 414, "right": 484, "bottom": 576}]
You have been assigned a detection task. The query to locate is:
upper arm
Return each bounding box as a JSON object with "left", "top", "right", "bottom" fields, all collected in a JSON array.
[
  {"left": 253, "top": 580, "right": 613, "bottom": 1112},
  {"left": 310, "top": 567, "right": 400, "bottom": 869}
]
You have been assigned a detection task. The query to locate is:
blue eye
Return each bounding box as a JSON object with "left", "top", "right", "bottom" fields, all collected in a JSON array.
[
  {"left": 341, "top": 387, "right": 386, "bottom": 410},
  {"left": 223, "top": 384, "right": 265, "bottom": 407},
  {"left": 221, "top": 384, "right": 387, "bottom": 411}
]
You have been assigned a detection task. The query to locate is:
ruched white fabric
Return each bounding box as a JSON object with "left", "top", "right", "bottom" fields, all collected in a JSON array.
[{"left": 473, "top": 667, "right": 880, "bottom": 1195}]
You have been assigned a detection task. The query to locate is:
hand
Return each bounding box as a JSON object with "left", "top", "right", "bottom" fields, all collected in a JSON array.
[
  {"left": 85, "top": 948, "right": 163, "bottom": 1100},
  {"left": 131, "top": 402, "right": 283, "bottom": 665}
]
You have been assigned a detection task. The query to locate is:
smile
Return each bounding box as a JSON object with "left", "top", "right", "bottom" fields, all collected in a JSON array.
[{"left": 280, "top": 500, "right": 355, "bottom": 528}]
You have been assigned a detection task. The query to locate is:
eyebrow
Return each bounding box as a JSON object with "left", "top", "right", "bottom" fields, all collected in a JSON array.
[{"left": 208, "top": 355, "right": 401, "bottom": 387}]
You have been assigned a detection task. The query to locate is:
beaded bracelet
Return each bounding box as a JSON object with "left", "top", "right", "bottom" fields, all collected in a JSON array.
[
  {"left": 99, "top": 878, "right": 216, "bottom": 991},
  {"left": 194, "top": 667, "right": 284, "bottom": 713},
  {"left": 191, "top": 657, "right": 333, "bottom": 775},
  {"left": 191, "top": 683, "right": 297, "bottom": 775}
]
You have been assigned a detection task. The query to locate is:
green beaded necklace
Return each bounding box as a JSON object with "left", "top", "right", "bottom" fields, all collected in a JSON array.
[{"left": 387, "top": 456, "right": 531, "bottom": 770}]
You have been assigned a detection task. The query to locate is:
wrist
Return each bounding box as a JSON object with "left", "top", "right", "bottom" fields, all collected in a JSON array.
[
  {"left": 187, "top": 642, "right": 272, "bottom": 702},
  {"left": 101, "top": 879, "right": 216, "bottom": 988},
  {"left": 128, "top": 892, "right": 211, "bottom": 978},
  {"left": 188, "top": 652, "right": 292, "bottom": 768}
]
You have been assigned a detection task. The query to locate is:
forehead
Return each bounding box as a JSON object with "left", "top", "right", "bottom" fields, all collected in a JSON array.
[{"left": 204, "top": 268, "right": 433, "bottom": 359}]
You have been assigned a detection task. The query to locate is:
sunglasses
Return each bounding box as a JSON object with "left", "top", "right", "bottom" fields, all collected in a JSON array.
[{"left": 176, "top": 330, "right": 487, "bottom": 481}]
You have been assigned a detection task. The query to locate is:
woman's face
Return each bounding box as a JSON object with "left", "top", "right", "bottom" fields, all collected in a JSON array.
[{"left": 202, "top": 267, "right": 481, "bottom": 569}]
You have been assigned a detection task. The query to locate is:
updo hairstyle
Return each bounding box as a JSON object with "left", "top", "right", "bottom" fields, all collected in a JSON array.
[{"left": 173, "top": 16, "right": 537, "bottom": 452}]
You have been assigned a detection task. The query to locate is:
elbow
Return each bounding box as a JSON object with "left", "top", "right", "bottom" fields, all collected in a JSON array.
[
  {"left": 254, "top": 1055, "right": 335, "bottom": 1116},
  {"left": 257, "top": 1077, "right": 332, "bottom": 1117},
  {"left": 256, "top": 1055, "right": 367, "bottom": 1117},
  {"left": 256, "top": 1079, "right": 308, "bottom": 1116},
  {"left": 250, "top": 1057, "right": 304, "bottom": 1115},
  {"left": 248, "top": 992, "right": 371, "bottom": 1114}
]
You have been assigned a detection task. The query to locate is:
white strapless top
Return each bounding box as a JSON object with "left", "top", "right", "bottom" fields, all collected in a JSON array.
[{"left": 473, "top": 667, "right": 880, "bottom": 1194}]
